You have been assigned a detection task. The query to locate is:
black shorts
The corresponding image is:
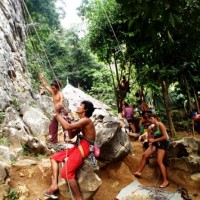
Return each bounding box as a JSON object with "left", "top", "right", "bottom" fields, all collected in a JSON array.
[
  {"left": 153, "top": 140, "right": 169, "bottom": 151},
  {"left": 143, "top": 142, "right": 149, "bottom": 150}
]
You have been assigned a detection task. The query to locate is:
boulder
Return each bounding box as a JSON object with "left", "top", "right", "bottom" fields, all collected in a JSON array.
[
  {"left": 58, "top": 159, "right": 102, "bottom": 200},
  {"left": 167, "top": 137, "right": 200, "bottom": 190}
]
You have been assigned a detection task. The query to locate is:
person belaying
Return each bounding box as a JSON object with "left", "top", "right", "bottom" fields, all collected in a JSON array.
[
  {"left": 44, "top": 100, "right": 96, "bottom": 200},
  {"left": 38, "top": 73, "right": 68, "bottom": 143}
]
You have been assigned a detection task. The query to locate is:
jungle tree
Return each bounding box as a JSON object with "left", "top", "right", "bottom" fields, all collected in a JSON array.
[
  {"left": 79, "top": 0, "right": 139, "bottom": 111},
  {"left": 116, "top": 0, "right": 200, "bottom": 136}
]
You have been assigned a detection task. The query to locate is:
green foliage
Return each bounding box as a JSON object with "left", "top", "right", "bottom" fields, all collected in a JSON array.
[
  {"left": 4, "top": 188, "right": 19, "bottom": 200},
  {"left": 12, "top": 98, "right": 20, "bottom": 111},
  {"left": 80, "top": 0, "right": 128, "bottom": 63},
  {"left": 80, "top": 0, "right": 141, "bottom": 110},
  {"left": 25, "top": 0, "right": 120, "bottom": 104},
  {"left": 42, "top": 29, "right": 103, "bottom": 90},
  {"left": 24, "top": 0, "right": 61, "bottom": 29},
  {"left": 21, "top": 145, "right": 30, "bottom": 156},
  {"left": 116, "top": 0, "right": 200, "bottom": 87},
  {"left": 36, "top": 153, "right": 47, "bottom": 160},
  {"left": 24, "top": 0, "right": 62, "bottom": 90},
  {"left": 0, "top": 137, "right": 9, "bottom": 146},
  {"left": 89, "top": 66, "right": 115, "bottom": 107},
  {"left": 0, "top": 111, "right": 5, "bottom": 123}
]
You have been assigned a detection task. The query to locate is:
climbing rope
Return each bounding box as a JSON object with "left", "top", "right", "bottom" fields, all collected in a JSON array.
[
  {"left": 100, "top": 0, "right": 145, "bottom": 88},
  {"left": 21, "top": 0, "right": 62, "bottom": 90},
  {"left": 21, "top": 1, "right": 75, "bottom": 199},
  {"left": 99, "top": 0, "right": 123, "bottom": 53}
]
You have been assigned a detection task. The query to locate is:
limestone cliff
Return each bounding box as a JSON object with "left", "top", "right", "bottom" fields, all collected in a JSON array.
[{"left": 0, "top": 0, "right": 32, "bottom": 111}]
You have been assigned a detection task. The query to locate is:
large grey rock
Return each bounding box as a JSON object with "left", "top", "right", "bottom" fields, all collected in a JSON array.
[
  {"left": 34, "top": 94, "right": 55, "bottom": 118},
  {"left": 93, "top": 114, "right": 130, "bottom": 163},
  {"left": 58, "top": 159, "right": 102, "bottom": 200},
  {"left": 62, "top": 84, "right": 111, "bottom": 115},
  {"left": 167, "top": 137, "right": 200, "bottom": 190},
  {"left": 0, "top": 146, "right": 17, "bottom": 164},
  {"left": 22, "top": 107, "right": 50, "bottom": 140}
]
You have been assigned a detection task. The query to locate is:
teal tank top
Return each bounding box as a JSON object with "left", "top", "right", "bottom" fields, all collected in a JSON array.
[{"left": 154, "top": 123, "right": 162, "bottom": 138}]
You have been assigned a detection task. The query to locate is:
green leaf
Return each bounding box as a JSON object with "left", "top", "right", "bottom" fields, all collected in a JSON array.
[
  {"left": 169, "top": 12, "right": 175, "bottom": 27},
  {"left": 167, "top": 31, "right": 174, "bottom": 43}
]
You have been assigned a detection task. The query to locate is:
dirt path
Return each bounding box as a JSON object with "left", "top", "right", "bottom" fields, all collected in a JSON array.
[{"left": 8, "top": 132, "right": 200, "bottom": 200}]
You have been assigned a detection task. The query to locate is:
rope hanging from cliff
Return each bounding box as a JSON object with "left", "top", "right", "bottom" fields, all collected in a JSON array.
[
  {"left": 21, "top": 0, "right": 62, "bottom": 90},
  {"left": 99, "top": 0, "right": 123, "bottom": 53},
  {"left": 21, "top": 1, "right": 75, "bottom": 199},
  {"left": 99, "top": 0, "right": 144, "bottom": 88}
]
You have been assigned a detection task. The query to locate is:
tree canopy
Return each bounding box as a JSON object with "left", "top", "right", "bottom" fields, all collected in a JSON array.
[{"left": 24, "top": 0, "right": 200, "bottom": 135}]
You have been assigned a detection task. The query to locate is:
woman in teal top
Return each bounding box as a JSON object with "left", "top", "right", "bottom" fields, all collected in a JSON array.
[{"left": 133, "top": 114, "right": 169, "bottom": 188}]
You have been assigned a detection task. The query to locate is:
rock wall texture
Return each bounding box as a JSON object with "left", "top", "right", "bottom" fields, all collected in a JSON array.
[{"left": 0, "top": 0, "right": 32, "bottom": 111}]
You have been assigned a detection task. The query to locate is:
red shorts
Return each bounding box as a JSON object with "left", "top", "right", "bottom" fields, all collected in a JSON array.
[{"left": 51, "top": 139, "right": 90, "bottom": 179}]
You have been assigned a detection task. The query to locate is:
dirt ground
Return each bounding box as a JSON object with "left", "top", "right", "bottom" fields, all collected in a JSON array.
[{"left": 7, "top": 131, "right": 200, "bottom": 200}]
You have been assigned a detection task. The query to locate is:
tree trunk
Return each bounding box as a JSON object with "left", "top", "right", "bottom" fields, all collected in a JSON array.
[
  {"left": 113, "top": 52, "right": 125, "bottom": 112},
  {"left": 184, "top": 77, "right": 193, "bottom": 114},
  {"left": 161, "top": 81, "right": 176, "bottom": 138},
  {"left": 193, "top": 87, "right": 200, "bottom": 113},
  {"left": 108, "top": 63, "right": 119, "bottom": 111}
]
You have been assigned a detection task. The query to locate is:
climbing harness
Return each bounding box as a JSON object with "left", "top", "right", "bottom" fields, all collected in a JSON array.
[{"left": 77, "top": 134, "right": 100, "bottom": 166}]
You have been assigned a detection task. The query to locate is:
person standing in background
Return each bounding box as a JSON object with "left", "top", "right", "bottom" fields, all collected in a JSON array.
[
  {"left": 38, "top": 73, "right": 68, "bottom": 143},
  {"left": 133, "top": 114, "right": 169, "bottom": 188},
  {"left": 138, "top": 100, "right": 150, "bottom": 113},
  {"left": 122, "top": 101, "right": 136, "bottom": 133}
]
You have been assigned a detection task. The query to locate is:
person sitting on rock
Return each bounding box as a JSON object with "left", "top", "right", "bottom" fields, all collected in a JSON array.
[
  {"left": 133, "top": 113, "right": 169, "bottom": 188},
  {"left": 138, "top": 111, "right": 151, "bottom": 150},
  {"left": 44, "top": 100, "right": 96, "bottom": 200}
]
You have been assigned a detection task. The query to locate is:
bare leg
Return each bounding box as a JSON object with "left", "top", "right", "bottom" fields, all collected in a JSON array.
[
  {"left": 157, "top": 149, "right": 168, "bottom": 187},
  {"left": 134, "top": 145, "right": 156, "bottom": 176},
  {"left": 47, "top": 159, "right": 59, "bottom": 194},
  {"left": 68, "top": 179, "right": 83, "bottom": 200}
]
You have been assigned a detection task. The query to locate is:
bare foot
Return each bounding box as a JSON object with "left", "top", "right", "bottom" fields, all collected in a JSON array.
[
  {"left": 46, "top": 184, "right": 58, "bottom": 194},
  {"left": 133, "top": 172, "right": 141, "bottom": 178},
  {"left": 159, "top": 181, "right": 169, "bottom": 188}
]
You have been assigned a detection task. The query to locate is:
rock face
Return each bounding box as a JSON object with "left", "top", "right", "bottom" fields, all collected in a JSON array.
[
  {"left": 167, "top": 137, "right": 200, "bottom": 190},
  {"left": 0, "top": 0, "right": 30, "bottom": 111}
]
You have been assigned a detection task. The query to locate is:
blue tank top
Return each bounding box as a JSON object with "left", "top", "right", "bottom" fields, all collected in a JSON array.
[{"left": 152, "top": 123, "right": 162, "bottom": 138}]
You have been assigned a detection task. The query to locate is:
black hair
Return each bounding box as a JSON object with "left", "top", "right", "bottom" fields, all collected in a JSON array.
[
  {"left": 142, "top": 111, "right": 149, "bottom": 116},
  {"left": 124, "top": 102, "right": 129, "bottom": 107},
  {"left": 81, "top": 100, "right": 95, "bottom": 117},
  {"left": 142, "top": 110, "right": 152, "bottom": 115},
  {"left": 50, "top": 79, "right": 63, "bottom": 90}
]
